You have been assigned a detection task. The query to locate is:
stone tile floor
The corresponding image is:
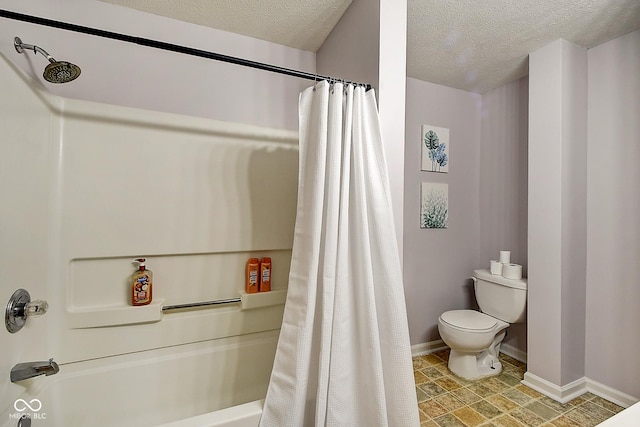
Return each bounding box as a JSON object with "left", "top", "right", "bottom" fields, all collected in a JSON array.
[{"left": 414, "top": 349, "right": 624, "bottom": 426}]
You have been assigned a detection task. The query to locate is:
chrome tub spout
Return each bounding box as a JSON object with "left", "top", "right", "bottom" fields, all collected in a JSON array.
[{"left": 10, "top": 358, "right": 59, "bottom": 382}]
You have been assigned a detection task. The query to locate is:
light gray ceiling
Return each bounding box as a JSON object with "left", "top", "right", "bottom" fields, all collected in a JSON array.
[{"left": 99, "top": 0, "right": 640, "bottom": 93}]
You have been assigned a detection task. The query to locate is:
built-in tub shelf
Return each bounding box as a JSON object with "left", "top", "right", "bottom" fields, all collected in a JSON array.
[
  {"left": 67, "top": 290, "right": 287, "bottom": 329},
  {"left": 238, "top": 290, "right": 287, "bottom": 310},
  {"left": 67, "top": 299, "right": 165, "bottom": 329}
]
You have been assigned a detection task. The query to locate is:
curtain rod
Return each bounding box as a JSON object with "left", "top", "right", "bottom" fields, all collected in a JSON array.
[{"left": 0, "top": 9, "right": 373, "bottom": 91}]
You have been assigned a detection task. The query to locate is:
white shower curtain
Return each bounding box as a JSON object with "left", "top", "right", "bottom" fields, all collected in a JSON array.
[{"left": 260, "top": 81, "right": 419, "bottom": 427}]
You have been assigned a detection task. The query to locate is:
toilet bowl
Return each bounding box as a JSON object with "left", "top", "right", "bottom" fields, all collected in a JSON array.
[
  {"left": 438, "top": 310, "right": 509, "bottom": 379},
  {"left": 437, "top": 269, "right": 527, "bottom": 380}
]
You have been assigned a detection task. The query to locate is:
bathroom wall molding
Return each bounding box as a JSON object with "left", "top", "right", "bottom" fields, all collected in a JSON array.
[
  {"left": 522, "top": 372, "right": 587, "bottom": 404},
  {"left": 523, "top": 372, "right": 638, "bottom": 408},
  {"left": 585, "top": 378, "right": 639, "bottom": 409},
  {"left": 411, "top": 340, "right": 448, "bottom": 357}
]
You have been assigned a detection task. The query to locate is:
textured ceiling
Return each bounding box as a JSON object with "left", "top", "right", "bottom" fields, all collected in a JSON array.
[
  {"left": 408, "top": 0, "right": 640, "bottom": 93},
  {"left": 100, "top": 0, "right": 640, "bottom": 93}
]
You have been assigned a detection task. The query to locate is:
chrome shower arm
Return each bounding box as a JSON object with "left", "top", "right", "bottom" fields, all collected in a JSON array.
[
  {"left": 12, "top": 36, "right": 81, "bottom": 83},
  {"left": 14, "top": 37, "right": 56, "bottom": 63}
]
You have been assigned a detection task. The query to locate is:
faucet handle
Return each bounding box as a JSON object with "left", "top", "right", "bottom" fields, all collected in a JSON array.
[
  {"left": 24, "top": 299, "right": 48, "bottom": 317},
  {"left": 5, "top": 289, "right": 49, "bottom": 333}
]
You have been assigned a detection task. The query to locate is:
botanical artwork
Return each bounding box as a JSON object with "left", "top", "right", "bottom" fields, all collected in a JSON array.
[
  {"left": 421, "top": 182, "right": 448, "bottom": 229},
  {"left": 421, "top": 124, "right": 449, "bottom": 173}
]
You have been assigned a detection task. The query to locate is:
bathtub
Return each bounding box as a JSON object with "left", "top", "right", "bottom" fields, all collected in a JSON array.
[
  {"left": 157, "top": 400, "right": 262, "bottom": 427},
  {"left": 1, "top": 331, "right": 276, "bottom": 427}
]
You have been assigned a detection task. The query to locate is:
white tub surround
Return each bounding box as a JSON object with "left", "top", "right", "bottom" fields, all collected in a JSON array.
[{"left": 0, "top": 53, "right": 296, "bottom": 426}]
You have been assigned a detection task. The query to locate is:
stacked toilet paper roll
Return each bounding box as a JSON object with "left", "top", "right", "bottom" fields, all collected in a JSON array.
[
  {"left": 488, "top": 250, "right": 523, "bottom": 280},
  {"left": 502, "top": 263, "right": 523, "bottom": 280},
  {"left": 490, "top": 260, "right": 503, "bottom": 275}
]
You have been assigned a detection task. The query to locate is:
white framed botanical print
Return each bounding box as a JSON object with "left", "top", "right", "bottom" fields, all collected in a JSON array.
[
  {"left": 421, "top": 124, "right": 449, "bottom": 173},
  {"left": 421, "top": 182, "right": 448, "bottom": 229}
]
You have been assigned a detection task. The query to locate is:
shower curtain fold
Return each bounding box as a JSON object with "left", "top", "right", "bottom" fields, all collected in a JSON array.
[{"left": 260, "top": 81, "right": 419, "bottom": 427}]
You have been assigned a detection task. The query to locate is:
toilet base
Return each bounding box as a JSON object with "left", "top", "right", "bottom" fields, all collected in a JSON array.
[
  {"left": 448, "top": 349, "right": 503, "bottom": 380},
  {"left": 447, "top": 330, "right": 506, "bottom": 380}
]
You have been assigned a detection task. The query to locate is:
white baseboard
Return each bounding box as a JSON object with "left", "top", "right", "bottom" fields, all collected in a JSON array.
[
  {"left": 523, "top": 372, "right": 639, "bottom": 408},
  {"left": 411, "top": 340, "right": 448, "bottom": 357},
  {"left": 500, "top": 343, "right": 527, "bottom": 363},
  {"left": 586, "top": 378, "right": 639, "bottom": 408},
  {"left": 522, "top": 372, "right": 587, "bottom": 403}
]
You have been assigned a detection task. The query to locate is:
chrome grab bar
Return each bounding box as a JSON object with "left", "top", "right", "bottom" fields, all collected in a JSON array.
[{"left": 161, "top": 297, "right": 241, "bottom": 312}]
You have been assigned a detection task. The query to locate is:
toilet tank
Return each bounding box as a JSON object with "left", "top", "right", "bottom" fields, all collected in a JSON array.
[{"left": 473, "top": 269, "right": 527, "bottom": 323}]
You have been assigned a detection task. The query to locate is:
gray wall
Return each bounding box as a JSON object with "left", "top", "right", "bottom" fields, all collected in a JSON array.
[
  {"left": 403, "top": 77, "right": 482, "bottom": 345},
  {"left": 479, "top": 77, "right": 529, "bottom": 352},
  {"left": 560, "top": 41, "right": 588, "bottom": 387},
  {"left": 586, "top": 29, "right": 640, "bottom": 399},
  {"left": 316, "top": 0, "right": 379, "bottom": 90},
  {"left": 479, "top": 78, "right": 529, "bottom": 274}
]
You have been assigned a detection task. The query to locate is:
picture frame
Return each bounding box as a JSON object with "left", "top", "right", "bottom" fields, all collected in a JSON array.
[
  {"left": 421, "top": 124, "right": 449, "bottom": 173},
  {"left": 420, "top": 182, "right": 448, "bottom": 229}
]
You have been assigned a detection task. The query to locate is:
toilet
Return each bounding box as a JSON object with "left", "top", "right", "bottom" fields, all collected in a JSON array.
[{"left": 438, "top": 269, "right": 527, "bottom": 380}]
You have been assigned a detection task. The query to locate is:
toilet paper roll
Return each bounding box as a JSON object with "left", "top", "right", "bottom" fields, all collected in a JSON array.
[
  {"left": 502, "top": 263, "right": 523, "bottom": 280},
  {"left": 490, "top": 260, "right": 503, "bottom": 275},
  {"left": 499, "top": 251, "right": 511, "bottom": 264}
]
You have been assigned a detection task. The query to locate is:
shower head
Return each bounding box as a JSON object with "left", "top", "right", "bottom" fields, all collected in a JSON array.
[
  {"left": 14, "top": 36, "right": 81, "bottom": 83},
  {"left": 42, "top": 61, "right": 81, "bottom": 84}
]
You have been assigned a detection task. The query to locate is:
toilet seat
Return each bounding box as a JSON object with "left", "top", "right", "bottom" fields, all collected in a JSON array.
[{"left": 440, "top": 310, "right": 501, "bottom": 333}]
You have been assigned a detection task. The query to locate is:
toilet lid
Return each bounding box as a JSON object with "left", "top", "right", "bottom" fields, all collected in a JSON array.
[{"left": 440, "top": 310, "right": 498, "bottom": 332}]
